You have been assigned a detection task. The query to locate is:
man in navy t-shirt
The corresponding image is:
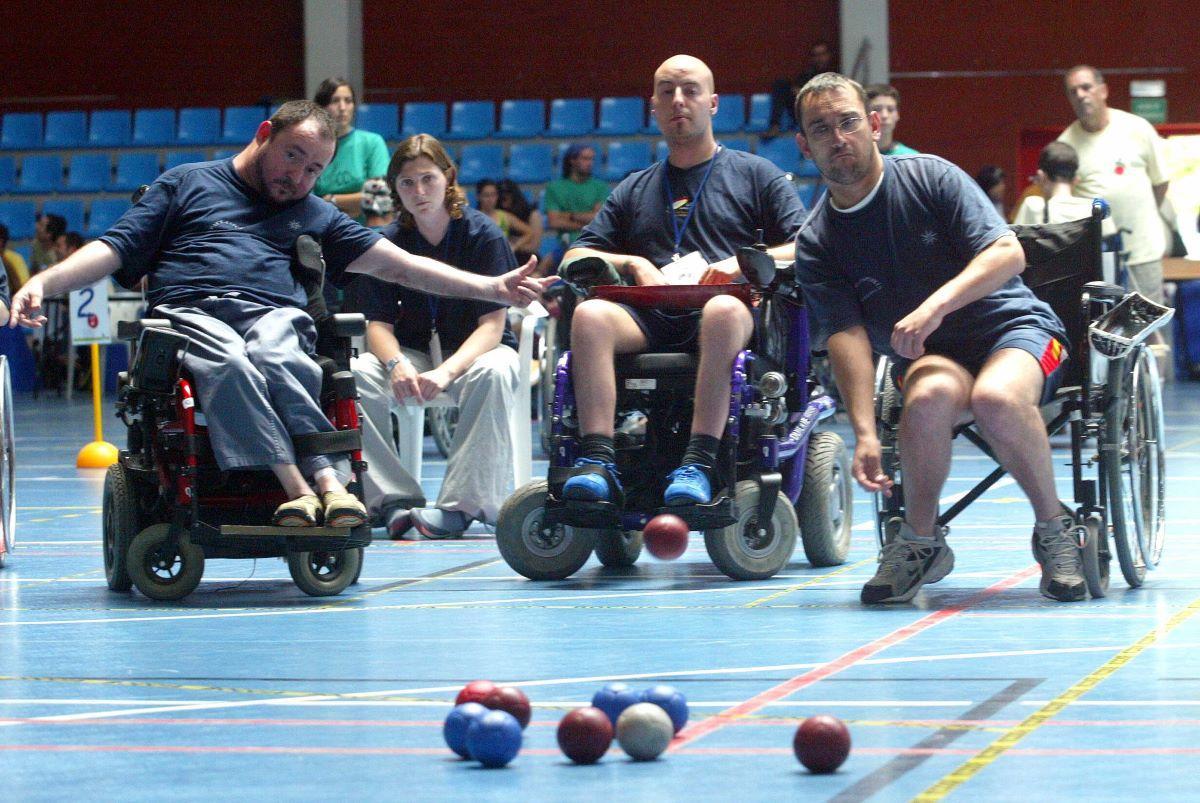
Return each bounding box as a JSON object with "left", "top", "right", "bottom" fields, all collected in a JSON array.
[
  {"left": 793, "top": 73, "right": 1086, "bottom": 604},
  {"left": 559, "top": 54, "right": 807, "bottom": 508},
  {"left": 8, "top": 101, "right": 550, "bottom": 529}
]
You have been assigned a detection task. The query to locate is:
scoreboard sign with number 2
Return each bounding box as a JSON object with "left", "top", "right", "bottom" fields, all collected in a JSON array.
[{"left": 69, "top": 281, "right": 112, "bottom": 346}]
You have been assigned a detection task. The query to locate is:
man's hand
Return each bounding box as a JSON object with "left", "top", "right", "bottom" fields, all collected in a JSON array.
[
  {"left": 389, "top": 358, "right": 423, "bottom": 404},
  {"left": 416, "top": 366, "right": 453, "bottom": 402},
  {"left": 851, "top": 433, "right": 894, "bottom": 496},
  {"left": 891, "top": 303, "right": 944, "bottom": 360},
  {"left": 8, "top": 276, "right": 47, "bottom": 328},
  {"left": 494, "top": 255, "right": 557, "bottom": 306},
  {"left": 699, "top": 255, "right": 740, "bottom": 285},
  {"left": 626, "top": 256, "right": 667, "bottom": 286}
]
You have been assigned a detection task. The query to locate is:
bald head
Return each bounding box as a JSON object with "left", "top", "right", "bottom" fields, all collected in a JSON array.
[{"left": 653, "top": 54, "right": 715, "bottom": 94}]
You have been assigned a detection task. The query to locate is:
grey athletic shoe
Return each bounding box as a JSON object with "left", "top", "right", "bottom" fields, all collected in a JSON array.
[
  {"left": 861, "top": 521, "right": 955, "bottom": 604},
  {"left": 1032, "top": 514, "right": 1087, "bottom": 602}
]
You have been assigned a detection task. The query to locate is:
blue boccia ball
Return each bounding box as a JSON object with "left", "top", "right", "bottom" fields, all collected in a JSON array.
[
  {"left": 466, "top": 710, "right": 523, "bottom": 768},
  {"left": 444, "top": 702, "right": 489, "bottom": 758},
  {"left": 640, "top": 684, "right": 689, "bottom": 733},
  {"left": 592, "top": 682, "right": 641, "bottom": 726}
]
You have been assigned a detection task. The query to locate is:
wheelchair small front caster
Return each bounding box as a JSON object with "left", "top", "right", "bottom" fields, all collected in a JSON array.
[
  {"left": 127, "top": 524, "right": 205, "bottom": 601},
  {"left": 287, "top": 547, "right": 363, "bottom": 597}
]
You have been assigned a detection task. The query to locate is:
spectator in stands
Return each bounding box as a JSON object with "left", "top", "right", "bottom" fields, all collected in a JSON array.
[
  {"left": 1013, "top": 142, "right": 1117, "bottom": 236},
  {"left": 476, "top": 179, "right": 533, "bottom": 256},
  {"left": 767, "top": 40, "right": 836, "bottom": 138},
  {"left": 53, "top": 231, "right": 85, "bottom": 263},
  {"left": 360, "top": 178, "right": 395, "bottom": 230},
  {"left": 542, "top": 143, "right": 609, "bottom": 274},
  {"left": 31, "top": 213, "right": 66, "bottom": 274},
  {"left": 496, "top": 179, "right": 543, "bottom": 264},
  {"left": 975, "top": 165, "right": 1008, "bottom": 220},
  {"left": 865, "top": 84, "right": 918, "bottom": 156},
  {"left": 0, "top": 223, "right": 30, "bottom": 294},
  {"left": 313, "top": 77, "right": 390, "bottom": 221}
]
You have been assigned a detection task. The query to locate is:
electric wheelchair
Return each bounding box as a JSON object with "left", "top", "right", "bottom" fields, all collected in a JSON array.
[
  {"left": 101, "top": 237, "right": 371, "bottom": 601},
  {"left": 873, "top": 201, "right": 1173, "bottom": 596},
  {"left": 496, "top": 242, "right": 854, "bottom": 581},
  {"left": 0, "top": 355, "right": 13, "bottom": 569}
]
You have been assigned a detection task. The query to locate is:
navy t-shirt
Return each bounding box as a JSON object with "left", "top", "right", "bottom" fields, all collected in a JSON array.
[
  {"left": 575, "top": 148, "right": 807, "bottom": 266},
  {"left": 100, "top": 159, "right": 381, "bottom": 310},
  {"left": 352, "top": 207, "right": 518, "bottom": 353},
  {"left": 795, "top": 154, "right": 1065, "bottom": 357}
]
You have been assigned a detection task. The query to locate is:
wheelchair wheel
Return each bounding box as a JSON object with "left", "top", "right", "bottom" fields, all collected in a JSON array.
[
  {"left": 1104, "top": 347, "right": 1166, "bottom": 587},
  {"left": 704, "top": 480, "right": 798, "bottom": 581},
  {"left": 1080, "top": 512, "right": 1110, "bottom": 598},
  {"left": 873, "top": 357, "right": 903, "bottom": 548},
  {"left": 796, "top": 431, "right": 852, "bottom": 567},
  {"left": 0, "top": 357, "right": 14, "bottom": 568},
  {"left": 101, "top": 463, "right": 139, "bottom": 592},
  {"left": 287, "top": 547, "right": 363, "bottom": 597},
  {"left": 430, "top": 407, "right": 458, "bottom": 459},
  {"left": 127, "top": 524, "right": 205, "bottom": 601},
  {"left": 495, "top": 480, "right": 595, "bottom": 580},
  {"left": 593, "top": 529, "right": 643, "bottom": 568},
  {"left": 538, "top": 319, "right": 561, "bottom": 458}
]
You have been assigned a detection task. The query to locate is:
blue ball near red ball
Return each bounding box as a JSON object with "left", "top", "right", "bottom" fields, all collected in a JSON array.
[
  {"left": 639, "top": 684, "right": 689, "bottom": 733},
  {"left": 465, "top": 709, "right": 523, "bottom": 768},
  {"left": 443, "top": 702, "right": 489, "bottom": 759},
  {"left": 591, "top": 682, "right": 641, "bottom": 725}
]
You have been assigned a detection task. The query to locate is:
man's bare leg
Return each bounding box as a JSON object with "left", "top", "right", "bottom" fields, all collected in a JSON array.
[
  {"left": 690, "top": 295, "right": 755, "bottom": 437},
  {"left": 569, "top": 299, "right": 649, "bottom": 437}
]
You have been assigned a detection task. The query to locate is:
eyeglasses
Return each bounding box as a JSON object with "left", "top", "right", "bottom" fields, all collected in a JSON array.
[{"left": 806, "top": 115, "right": 865, "bottom": 143}]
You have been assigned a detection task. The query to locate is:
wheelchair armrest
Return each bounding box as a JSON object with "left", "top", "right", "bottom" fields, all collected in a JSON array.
[
  {"left": 1083, "top": 281, "right": 1126, "bottom": 301},
  {"left": 117, "top": 318, "right": 174, "bottom": 341},
  {"left": 561, "top": 255, "right": 621, "bottom": 289},
  {"left": 322, "top": 313, "right": 366, "bottom": 338}
]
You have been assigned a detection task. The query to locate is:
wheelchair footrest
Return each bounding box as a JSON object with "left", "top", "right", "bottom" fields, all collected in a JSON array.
[
  {"left": 220, "top": 524, "right": 353, "bottom": 537},
  {"left": 544, "top": 497, "right": 622, "bottom": 530},
  {"left": 656, "top": 497, "right": 736, "bottom": 531}
]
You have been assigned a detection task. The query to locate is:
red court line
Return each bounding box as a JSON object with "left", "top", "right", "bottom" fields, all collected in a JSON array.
[{"left": 669, "top": 566, "right": 1040, "bottom": 751}]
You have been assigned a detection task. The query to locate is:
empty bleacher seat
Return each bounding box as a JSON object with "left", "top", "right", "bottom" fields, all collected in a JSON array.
[
  {"left": 44, "top": 111, "right": 88, "bottom": 149},
  {"left": 355, "top": 103, "right": 399, "bottom": 141},
  {"left": 497, "top": 100, "right": 544, "bottom": 138},
  {"left": 401, "top": 101, "right": 447, "bottom": 138},
  {"left": 164, "top": 150, "right": 208, "bottom": 170},
  {"left": 507, "top": 143, "right": 553, "bottom": 184},
  {"left": 222, "top": 106, "right": 265, "bottom": 144},
  {"left": 446, "top": 101, "right": 495, "bottom": 140},
  {"left": 756, "top": 137, "right": 801, "bottom": 174},
  {"left": 745, "top": 93, "right": 772, "bottom": 133},
  {"left": 85, "top": 199, "right": 131, "bottom": 239},
  {"left": 603, "top": 140, "right": 651, "bottom": 181},
  {"left": 0, "top": 157, "right": 14, "bottom": 193},
  {"left": 1, "top": 113, "right": 42, "bottom": 150},
  {"left": 133, "top": 108, "right": 176, "bottom": 146},
  {"left": 795, "top": 158, "right": 821, "bottom": 179},
  {"left": 538, "top": 232, "right": 560, "bottom": 258},
  {"left": 176, "top": 107, "right": 222, "bottom": 146},
  {"left": 88, "top": 110, "right": 132, "bottom": 147},
  {"left": 712, "top": 93, "right": 746, "bottom": 133},
  {"left": 457, "top": 144, "right": 504, "bottom": 185},
  {"left": 212, "top": 148, "right": 240, "bottom": 161},
  {"left": 109, "top": 153, "right": 160, "bottom": 192},
  {"left": 65, "top": 154, "right": 111, "bottom": 192},
  {"left": 15, "top": 155, "right": 63, "bottom": 193},
  {"left": 42, "top": 199, "right": 85, "bottom": 234},
  {"left": 12, "top": 244, "right": 31, "bottom": 265},
  {"left": 720, "top": 138, "right": 751, "bottom": 152},
  {"left": 0, "top": 201, "right": 37, "bottom": 240},
  {"left": 655, "top": 141, "right": 669, "bottom": 162},
  {"left": 548, "top": 99, "right": 594, "bottom": 137},
  {"left": 597, "top": 97, "right": 644, "bottom": 136}
]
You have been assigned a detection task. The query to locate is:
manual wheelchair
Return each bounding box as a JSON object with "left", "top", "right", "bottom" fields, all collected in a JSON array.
[
  {"left": 496, "top": 244, "right": 854, "bottom": 582},
  {"left": 873, "top": 201, "right": 1172, "bottom": 596}
]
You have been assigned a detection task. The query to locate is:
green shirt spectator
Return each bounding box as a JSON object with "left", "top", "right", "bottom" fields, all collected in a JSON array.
[
  {"left": 544, "top": 144, "right": 609, "bottom": 245},
  {"left": 313, "top": 77, "right": 391, "bottom": 219}
]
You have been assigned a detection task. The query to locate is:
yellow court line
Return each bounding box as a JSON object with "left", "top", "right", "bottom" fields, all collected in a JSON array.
[
  {"left": 743, "top": 558, "right": 874, "bottom": 608},
  {"left": 914, "top": 594, "right": 1200, "bottom": 801}
]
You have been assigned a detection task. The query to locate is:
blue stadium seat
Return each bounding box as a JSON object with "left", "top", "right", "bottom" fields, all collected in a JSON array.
[
  {"left": 497, "top": 100, "right": 544, "bottom": 138},
  {"left": 355, "top": 103, "right": 398, "bottom": 141},
  {"left": 1, "top": 113, "right": 42, "bottom": 150},
  {"left": 597, "top": 97, "right": 644, "bottom": 136},
  {"left": 457, "top": 144, "right": 505, "bottom": 185},
  {"left": 655, "top": 141, "right": 669, "bottom": 162},
  {"left": 548, "top": 99, "right": 594, "bottom": 137},
  {"left": 15, "top": 155, "right": 62, "bottom": 193},
  {"left": 109, "top": 153, "right": 160, "bottom": 192},
  {"left": 401, "top": 102, "right": 446, "bottom": 138},
  {"left": 12, "top": 244, "right": 31, "bottom": 265},
  {"left": 603, "top": 140, "right": 651, "bottom": 181},
  {"left": 223, "top": 106, "right": 265, "bottom": 144},
  {"left": 212, "top": 148, "right": 240, "bottom": 161},
  {"left": 133, "top": 108, "right": 176, "bottom": 146},
  {"left": 42, "top": 199, "right": 85, "bottom": 235},
  {"left": 756, "top": 137, "right": 801, "bottom": 174},
  {"left": 507, "top": 143, "right": 553, "bottom": 184},
  {"left": 43, "top": 111, "right": 88, "bottom": 149},
  {"left": 177, "top": 107, "right": 222, "bottom": 146},
  {"left": 797, "top": 180, "right": 825, "bottom": 209},
  {"left": 745, "top": 93, "right": 772, "bottom": 133},
  {"left": 446, "top": 101, "right": 495, "bottom": 140},
  {"left": 88, "top": 110, "right": 132, "bottom": 147},
  {"left": 720, "top": 138, "right": 751, "bottom": 152},
  {"left": 85, "top": 199, "right": 131, "bottom": 239},
  {"left": 712, "top": 93, "right": 746, "bottom": 133},
  {"left": 164, "top": 150, "right": 207, "bottom": 171},
  {"left": 0, "top": 201, "right": 37, "bottom": 240},
  {"left": 795, "top": 158, "right": 821, "bottom": 178},
  {"left": 0, "top": 156, "right": 14, "bottom": 193},
  {"left": 538, "top": 233, "right": 560, "bottom": 258},
  {"left": 65, "top": 154, "right": 111, "bottom": 192}
]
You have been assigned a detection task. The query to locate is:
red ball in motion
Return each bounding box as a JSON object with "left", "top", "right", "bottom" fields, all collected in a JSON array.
[
  {"left": 483, "top": 685, "right": 532, "bottom": 729},
  {"left": 557, "top": 706, "right": 614, "bottom": 764},
  {"left": 643, "top": 514, "right": 690, "bottom": 561},
  {"left": 793, "top": 714, "right": 851, "bottom": 774},
  {"left": 456, "top": 679, "right": 498, "bottom": 706}
]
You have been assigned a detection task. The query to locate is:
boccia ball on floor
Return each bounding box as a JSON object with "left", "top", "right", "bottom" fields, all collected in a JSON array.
[
  {"left": 615, "top": 702, "right": 674, "bottom": 761},
  {"left": 482, "top": 685, "right": 532, "bottom": 729},
  {"left": 443, "top": 702, "right": 489, "bottom": 759},
  {"left": 642, "top": 514, "right": 689, "bottom": 560},
  {"left": 793, "top": 714, "right": 851, "bottom": 774},
  {"left": 639, "top": 684, "right": 688, "bottom": 733},
  {"left": 592, "top": 682, "right": 641, "bottom": 726},
  {"left": 557, "top": 706, "right": 614, "bottom": 764},
  {"left": 456, "top": 679, "right": 498, "bottom": 706},
  {"left": 466, "top": 709, "right": 523, "bottom": 768}
]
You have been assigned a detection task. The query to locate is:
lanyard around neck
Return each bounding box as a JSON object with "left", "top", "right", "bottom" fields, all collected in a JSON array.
[
  {"left": 426, "top": 218, "right": 454, "bottom": 329},
  {"left": 662, "top": 147, "right": 720, "bottom": 258}
]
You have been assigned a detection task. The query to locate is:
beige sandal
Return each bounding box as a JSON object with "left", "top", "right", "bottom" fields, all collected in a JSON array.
[
  {"left": 322, "top": 491, "right": 367, "bottom": 528},
  {"left": 273, "top": 494, "right": 323, "bottom": 527}
]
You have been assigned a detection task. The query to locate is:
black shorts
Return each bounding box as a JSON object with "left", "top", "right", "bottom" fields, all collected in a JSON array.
[{"left": 616, "top": 305, "right": 703, "bottom": 352}]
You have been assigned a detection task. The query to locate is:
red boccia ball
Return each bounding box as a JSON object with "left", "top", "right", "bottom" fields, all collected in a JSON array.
[
  {"left": 793, "top": 714, "right": 851, "bottom": 774},
  {"left": 557, "top": 706, "right": 614, "bottom": 764},
  {"left": 456, "top": 679, "right": 498, "bottom": 706},
  {"left": 643, "top": 514, "right": 689, "bottom": 561},
  {"left": 483, "top": 685, "right": 532, "bottom": 729}
]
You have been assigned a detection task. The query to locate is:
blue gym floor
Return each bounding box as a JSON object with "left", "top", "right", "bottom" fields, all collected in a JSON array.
[{"left": 3, "top": 385, "right": 1200, "bottom": 801}]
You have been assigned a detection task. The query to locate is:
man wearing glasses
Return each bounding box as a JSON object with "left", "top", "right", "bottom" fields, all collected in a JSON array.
[{"left": 792, "top": 73, "right": 1084, "bottom": 605}]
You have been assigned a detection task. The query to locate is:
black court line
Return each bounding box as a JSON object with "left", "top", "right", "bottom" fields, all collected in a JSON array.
[
  {"left": 828, "top": 678, "right": 1043, "bottom": 803},
  {"left": 354, "top": 557, "right": 499, "bottom": 595}
]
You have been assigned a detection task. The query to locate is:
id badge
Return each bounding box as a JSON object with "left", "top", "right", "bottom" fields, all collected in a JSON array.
[
  {"left": 429, "top": 329, "right": 444, "bottom": 366},
  {"left": 660, "top": 250, "right": 707, "bottom": 284}
]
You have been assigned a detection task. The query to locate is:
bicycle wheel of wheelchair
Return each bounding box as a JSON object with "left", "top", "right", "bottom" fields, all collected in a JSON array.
[
  {"left": 872, "top": 356, "right": 903, "bottom": 547},
  {"left": 1080, "top": 512, "right": 1110, "bottom": 598},
  {"left": 1104, "top": 347, "right": 1166, "bottom": 587},
  {"left": 287, "top": 547, "right": 363, "bottom": 597},
  {"left": 101, "top": 463, "right": 138, "bottom": 592},
  {"left": 593, "top": 529, "right": 643, "bottom": 567},
  {"left": 0, "top": 357, "right": 14, "bottom": 568},
  {"left": 127, "top": 524, "right": 205, "bottom": 601},
  {"left": 797, "top": 432, "right": 852, "bottom": 567},
  {"left": 495, "top": 480, "right": 595, "bottom": 580},
  {"left": 430, "top": 407, "right": 458, "bottom": 459},
  {"left": 704, "top": 480, "right": 798, "bottom": 581}
]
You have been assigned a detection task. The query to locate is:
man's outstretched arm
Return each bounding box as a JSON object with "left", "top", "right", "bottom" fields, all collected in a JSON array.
[{"left": 7, "top": 241, "right": 122, "bottom": 328}]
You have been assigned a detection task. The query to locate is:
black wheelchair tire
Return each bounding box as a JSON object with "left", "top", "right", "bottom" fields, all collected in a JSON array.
[
  {"left": 538, "top": 318, "right": 561, "bottom": 459},
  {"left": 287, "top": 547, "right": 363, "bottom": 597},
  {"left": 797, "top": 432, "right": 853, "bottom": 567},
  {"left": 429, "top": 407, "right": 458, "bottom": 460},
  {"left": 0, "top": 357, "right": 13, "bottom": 567},
  {"left": 1080, "top": 513, "right": 1110, "bottom": 598},
  {"left": 495, "top": 480, "right": 595, "bottom": 580},
  {"left": 102, "top": 463, "right": 138, "bottom": 592},
  {"left": 592, "top": 529, "right": 643, "bottom": 568},
  {"left": 873, "top": 356, "right": 903, "bottom": 548},
  {"left": 128, "top": 524, "right": 205, "bottom": 601},
  {"left": 704, "top": 480, "right": 798, "bottom": 581}
]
